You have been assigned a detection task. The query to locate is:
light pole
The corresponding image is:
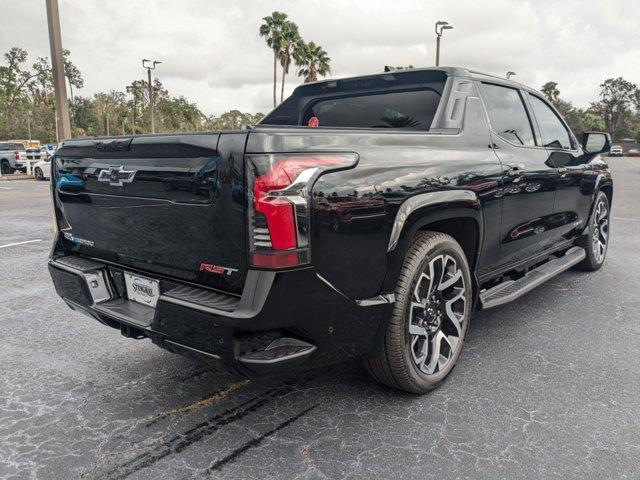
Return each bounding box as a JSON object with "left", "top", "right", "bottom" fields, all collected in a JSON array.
[
  {"left": 27, "top": 111, "right": 33, "bottom": 142},
  {"left": 506, "top": 71, "right": 516, "bottom": 80},
  {"left": 142, "top": 59, "right": 161, "bottom": 133},
  {"left": 46, "top": 0, "right": 71, "bottom": 140},
  {"left": 435, "top": 21, "right": 453, "bottom": 67}
]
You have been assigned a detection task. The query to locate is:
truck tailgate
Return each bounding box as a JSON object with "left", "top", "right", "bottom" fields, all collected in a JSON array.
[{"left": 52, "top": 133, "right": 248, "bottom": 294}]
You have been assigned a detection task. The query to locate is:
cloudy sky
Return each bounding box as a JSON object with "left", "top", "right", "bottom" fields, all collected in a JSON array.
[{"left": 4, "top": 0, "right": 639, "bottom": 116}]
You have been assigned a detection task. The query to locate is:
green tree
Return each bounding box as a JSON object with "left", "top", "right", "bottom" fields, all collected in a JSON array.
[
  {"left": 294, "top": 41, "right": 331, "bottom": 83},
  {"left": 582, "top": 106, "right": 606, "bottom": 132},
  {"left": 0, "top": 47, "right": 36, "bottom": 131},
  {"left": 125, "top": 79, "right": 147, "bottom": 132},
  {"left": 93, "top": 90, "right": 126, "bottom": 136},
  {"left": 70, "top": 96, "right": 99, "bottom": 137},
  {"left": 124, "top": 78, "right": 168, "bottom": 133},
  {"left": 541, "top": 81, "right": 560, "bottom": 103},
  {"left": 596, "top": 77, "right": 637, "bottom": 139},
  {"left": 63, "top": 49, "right": 84, "bottom": 103},
  {"left": 259, "top": 11, "right": 288, "bottom": 108},
  {"left": 156, "top": 96, "right": 204, "bottom": 132},
  {"left": 205, "top": 110, "right": 265, "bottom": 130}
]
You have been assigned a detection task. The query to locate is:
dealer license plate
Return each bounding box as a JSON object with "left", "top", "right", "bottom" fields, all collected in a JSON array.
[{"left": 124, "top": 272, "right": 160, "bottom": 308}]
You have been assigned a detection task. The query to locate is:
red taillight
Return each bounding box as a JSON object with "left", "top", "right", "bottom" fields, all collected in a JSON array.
[
  {"left": 246, "top": 153, "right": 358, "bottom": 269},
  {"left": 251, "top": 251, "right": 301, "bottom": 268}
]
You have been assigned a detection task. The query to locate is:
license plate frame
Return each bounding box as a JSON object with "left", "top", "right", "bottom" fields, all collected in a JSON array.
[{"left": 124, "top": 272, "right": 160, "bottom": 308}]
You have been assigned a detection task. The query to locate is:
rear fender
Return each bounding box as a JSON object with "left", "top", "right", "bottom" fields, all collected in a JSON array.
[{"left": 381, "top": 190, "right": 483, "bottom": 294}]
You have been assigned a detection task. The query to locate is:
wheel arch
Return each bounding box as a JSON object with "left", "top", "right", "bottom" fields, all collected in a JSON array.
[
  {"left": 382, "top": 190, "right": 483, "bottom": 293},
  {"left": 599, "top": 182, "right": 613, "bottom": 206}
]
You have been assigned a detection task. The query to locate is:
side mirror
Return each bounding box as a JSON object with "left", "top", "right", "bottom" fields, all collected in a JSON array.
[{"left": 581, "top": 132, "right": 611, "bottom": 154}]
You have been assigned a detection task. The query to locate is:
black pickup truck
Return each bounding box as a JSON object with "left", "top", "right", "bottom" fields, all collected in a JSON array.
[{"left": 48, "top": 67, "right": 612, "bottom": 393}]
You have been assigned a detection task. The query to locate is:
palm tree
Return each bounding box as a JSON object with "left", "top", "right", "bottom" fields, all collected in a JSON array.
[
  {"left": 295, "top": 41, "right": 331, "bottom": 83},
  {"left": 541, "top": 81, "right": 560, "bottom": 104},
  {"left": 277, "top": 20, "right": 301, "bottom": 103},
  {"left": 259, "top": 12, "right": 288, "bottom": 108}
]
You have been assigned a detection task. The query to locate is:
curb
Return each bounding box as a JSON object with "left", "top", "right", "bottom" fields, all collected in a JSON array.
[{"left": 0, "top": 174, "right": 33, "bottom": 182}]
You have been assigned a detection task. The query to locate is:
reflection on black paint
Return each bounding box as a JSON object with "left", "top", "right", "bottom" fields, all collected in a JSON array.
[{"left": 504, "top": 211, "right": 579, "bottom": 243}]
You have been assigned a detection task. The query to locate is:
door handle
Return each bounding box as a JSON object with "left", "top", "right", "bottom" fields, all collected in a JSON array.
[
  {"left": 557, "top": 167, "right": 568, "bottom": 174},
  {"left": 505, "top": 163, "right": 526, "bottom": 176}
]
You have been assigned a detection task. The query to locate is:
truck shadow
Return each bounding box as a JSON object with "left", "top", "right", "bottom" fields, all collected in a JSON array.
[{"left": 83, "top": 269, "right": 589, "bottom": 479}]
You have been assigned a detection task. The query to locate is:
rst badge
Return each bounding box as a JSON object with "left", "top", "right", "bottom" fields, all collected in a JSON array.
[
  {"left": 199, "top": 263, "right": 239, "bottom": 276},
  {"left": 98, "top": 166, "right": 136, "bottom": 186}
]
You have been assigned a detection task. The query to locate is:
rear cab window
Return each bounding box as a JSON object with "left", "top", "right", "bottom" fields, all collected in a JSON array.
[
  {"left": 260, "top": 70, "right": 447, "bottom": 131},
  {"left": 302, "top": 90, "right": 441, "bottom": 130}
]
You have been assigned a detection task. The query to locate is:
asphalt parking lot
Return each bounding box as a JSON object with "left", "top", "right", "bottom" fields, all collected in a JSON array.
[{"left": 1, "top": 158, "right": 639, "bottom": 480}]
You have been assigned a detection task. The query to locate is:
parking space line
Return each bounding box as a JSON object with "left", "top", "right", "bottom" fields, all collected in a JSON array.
[
  {"left": 613, "top": 216, "right": 640, "bottom": 223},
  {"left": 0, "top": 239, "right": 43, "bottom": 249}
]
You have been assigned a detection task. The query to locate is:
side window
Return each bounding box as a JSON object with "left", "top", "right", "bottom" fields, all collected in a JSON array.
[
  {"left": 528, "top": 94, "right": 572, "bottom": 149},
  {"left": 480, "top": 83, "right": 535, "bottom": 147}
]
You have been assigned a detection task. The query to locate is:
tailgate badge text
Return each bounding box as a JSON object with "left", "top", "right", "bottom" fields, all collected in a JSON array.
[{"left": 199, "top": 263, "right": 239, "bottom": 276}]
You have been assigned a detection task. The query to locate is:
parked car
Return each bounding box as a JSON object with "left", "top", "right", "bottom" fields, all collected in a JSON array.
[
  {"left": 628, "top": 148, "right": 640, "bottom": 157},
  {"left": 609, "top": 145, "right": 624, "bottom": 156},
  {"left": 40, "top": 144, "right": 56, "bottom": 160},
  {"left": 47, "top": 67, "right": 613, "bottom": 393},
  {"left": 0, "top": 141, "right": 28, "bottom": 174},
  {"left": 33, "top": 157, "right": 52, "bottom": 180}
]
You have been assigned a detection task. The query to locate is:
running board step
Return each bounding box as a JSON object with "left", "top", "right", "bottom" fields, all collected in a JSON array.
[
  {"left": 480, "top": 246, "right": 586, "bottom": 309},
  {"left": 238, "top": 337, "right": 317, "bottom": 374}
]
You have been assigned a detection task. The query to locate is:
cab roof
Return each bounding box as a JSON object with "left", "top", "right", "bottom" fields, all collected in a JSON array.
[{"left": 296, "top": 66, "right": 535, "bottom": 94}]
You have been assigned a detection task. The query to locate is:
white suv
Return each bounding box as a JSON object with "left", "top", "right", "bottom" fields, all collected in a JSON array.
[{"left": 609, "top": 145, "right": 624, "bottom": 156}]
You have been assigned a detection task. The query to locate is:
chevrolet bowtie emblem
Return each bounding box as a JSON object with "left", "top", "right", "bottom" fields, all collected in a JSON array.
[{"left": 97, "top": 166, "right": 137, "bottom": 186}]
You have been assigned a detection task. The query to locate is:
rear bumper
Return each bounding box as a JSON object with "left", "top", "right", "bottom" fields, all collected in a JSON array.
[{"left": 48, "top": 254, "right": 390, "bottom": 376}]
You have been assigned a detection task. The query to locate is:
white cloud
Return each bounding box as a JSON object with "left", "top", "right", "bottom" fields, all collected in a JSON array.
[{"left": 3, "top": 0, "right": 639, "bottom": 115}]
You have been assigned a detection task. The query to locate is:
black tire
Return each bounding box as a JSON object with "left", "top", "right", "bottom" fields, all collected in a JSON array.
[
  {"left": 34, "top": 167, "right": 44, "bottom": 181},
  {"left": 365, "top": 231, "right": 472, "bottom": 394},
  {"left": 1, "top": 160, "right": 14, "bottom": 175},
  {"left": 575, "top": 191, "right": 610, "bottom": 271}
]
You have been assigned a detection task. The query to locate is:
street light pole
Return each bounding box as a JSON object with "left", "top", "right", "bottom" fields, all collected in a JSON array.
[
  {"left": 435, "top": 21, "right": 453, "bottom": 66},
  {"left": 27, "top": 111, "right": 32, "bottom": 142},
  {"left": 46, "top": 0, "right": 71, "bottom": 140},
  {"left": 142, "top": 59, "right": 161, "bottom": 134}
]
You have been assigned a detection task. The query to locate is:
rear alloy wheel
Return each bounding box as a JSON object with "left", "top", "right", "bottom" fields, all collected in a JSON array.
[
  {"left": 408, "top": 253, "right": 466, "bottom": 375},
  {"left": 34, "top": 167, "right": 44, "bottom": 181},
  {"left": 365, "top": 231, "right": 472, "bottom": 393},
  {"left": 576, "top": 191, "right": 610, "bottom": 271}
]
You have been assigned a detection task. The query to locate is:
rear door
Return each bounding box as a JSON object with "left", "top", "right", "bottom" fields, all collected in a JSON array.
[
  {"left": 53, "top": 132, "right": 249, "bottom": 294},
  {"left": 478, "top": 82, "right": 560, "bottom": 268}
]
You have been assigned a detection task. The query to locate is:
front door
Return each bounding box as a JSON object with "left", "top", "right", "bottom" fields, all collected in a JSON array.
[
  {"left": 478, "top": 82, "right": 560, "bottom": 271},
  {"left": 526, "top": 93, "right": 593, "bottom": 238}
]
